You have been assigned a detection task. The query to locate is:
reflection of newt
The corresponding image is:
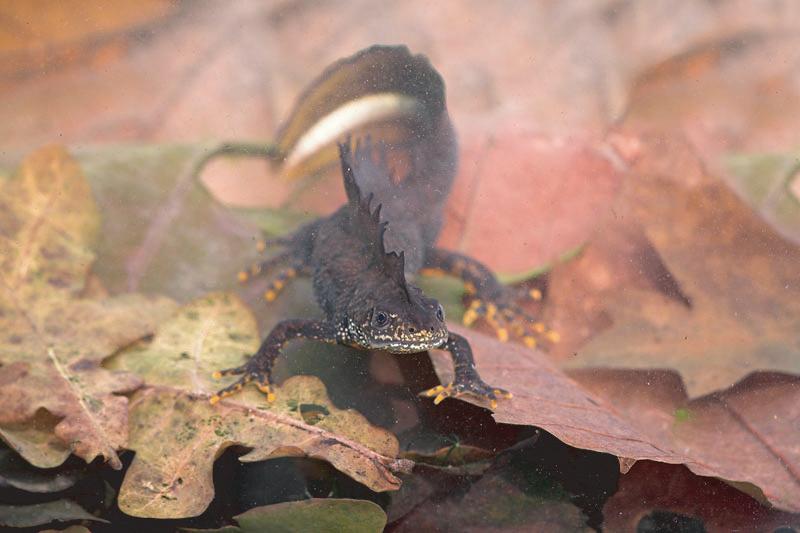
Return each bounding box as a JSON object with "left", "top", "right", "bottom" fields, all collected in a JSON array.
[{"left": 212, "top": 46, "right": 556, "bottom": 408}]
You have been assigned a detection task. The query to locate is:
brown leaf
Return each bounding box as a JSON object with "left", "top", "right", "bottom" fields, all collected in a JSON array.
[
  {"left": 431, "top": 326, "right": 687, "bottom": 463},
  {"left": 572, "top": 370, "right": 800, "bottom": 513},
  {"left": 430, "top": 326, "right": 800, "bottom": 512},
  {"left": 603, "top": 461, "right": 800, "bottom": 532},
  {"left": 108, "top": 293, "right": 409, "bottom": 518},
  {"left": 436, "top": 128, "right": 623, "bottom": 275},
  {"left": 626, "top": 33, "right": 800, "bottom": 172},
  {"left": 0, "top": 146, "right": 176, "bottom": 469},
  {"left": 0, "top": 1, "right": 177, "bottom": 79},
  {"left": 555, "top": 138, "right": 800, "bottom": 397}
]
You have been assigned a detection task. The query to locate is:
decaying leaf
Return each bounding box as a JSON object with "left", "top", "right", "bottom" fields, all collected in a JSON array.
[
  {"left": 726, "top": 151, "right": 800, "bottom": 244},
  {"left": 76, "top": 144, "right": 274, "bottom": 299},
  {"left": 188, "top": 498, "right": 387, "bottom": 533},
  {"left": 573, "top": 370, "right": 800, "bottom": 513},
  {"left": 561, "top": 145, "right": 800, "bottom": 397},
  {"left": 107, "top": 292, "right": 409, "bottom": 518},
  {"left": 625, "top": 33, "right": 800, "bottom": 180},
  {"left": 393, "top": 448, "right": 590, "bottom": 533},
  {"left": 0, "top": 499, "right": 107, "bottom": 528},
  {"left": 0, "top": 411, "right": 73, "bottom": 470},
  {"left": 431, "top": 326, "right": 689, "bottom": 464},
  {"left": 0, "top": 449, "right": 82, "bottom": 493},
  {"left": 603, "top": 461, "right": 800, "bottom": 532},
  {"left": 437, "top": 128, "right": 622, "bottom": 276},
  {"left": 0, "top": 146, "right": 177, "bottom": 469},
  {"left": 430, "top": 326, "right": 800, "bottom": 512},
  {"left": 402, "top": 443, "right": 494, "bottom": 476}
]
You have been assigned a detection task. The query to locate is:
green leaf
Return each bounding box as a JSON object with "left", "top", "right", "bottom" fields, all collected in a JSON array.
[
  {"left": 187, "top": 499, "right": 387, "bottom": 533},
  {"left": 0, "top": 500, "right": 107, "bottom": 528},
  {"left": 74, "top": 144, "right": 278, "bottom": 299}
]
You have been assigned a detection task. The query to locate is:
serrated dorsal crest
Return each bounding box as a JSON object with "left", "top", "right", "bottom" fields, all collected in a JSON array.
[{"left": 338, "top": 138, "right": 410, "bottom": 299}]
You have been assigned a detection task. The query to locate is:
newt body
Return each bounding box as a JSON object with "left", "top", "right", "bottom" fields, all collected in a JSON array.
[{"left": 213, "top": 46, "right": 554, "bottom": 408}]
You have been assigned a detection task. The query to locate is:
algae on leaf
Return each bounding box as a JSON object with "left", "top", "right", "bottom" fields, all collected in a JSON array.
[
  {"left": 108, "top": 293, "right": 409, "bottom": 519},
  {"left": 187, "top": 498, "right": 387, "bottom": 533},
  {"left": 0, "top": 147, "right": 177, "bottom": 469}
]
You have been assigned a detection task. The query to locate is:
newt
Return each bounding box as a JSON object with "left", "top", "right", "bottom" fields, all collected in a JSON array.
[{"left": 211, "top": 46, "right": 556, "bottom": 409}]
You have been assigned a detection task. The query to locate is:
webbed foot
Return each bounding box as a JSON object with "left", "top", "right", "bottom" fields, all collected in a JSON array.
[
  {"left": 421, "top": 379, "right": 512, "bottom": 410},
  {"left": 210, "top": 360, "right": 275, "bottom": 404},
  {"left": 462, "top": 297, "right": 559, "bottom": 349}
]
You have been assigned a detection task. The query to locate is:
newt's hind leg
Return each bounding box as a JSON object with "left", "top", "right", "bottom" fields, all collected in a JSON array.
[
  {"left": 237, "top": 235, "right": 312, "bottom": 304},
  {"left": 421, "top": 247, "right": 559, "bottom": 349}
]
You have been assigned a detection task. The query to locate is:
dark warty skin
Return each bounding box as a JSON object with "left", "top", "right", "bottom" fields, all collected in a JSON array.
[
  {"left": 210, "top": 46, "right": 554, "bottom": 408},
  {"left": 212, "top": 139, "right": 510, "bottom": 407}
]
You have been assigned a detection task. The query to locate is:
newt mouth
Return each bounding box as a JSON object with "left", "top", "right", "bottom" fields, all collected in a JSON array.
[{"left": 370, "top": 331, "right": 448, "bottom": 354}]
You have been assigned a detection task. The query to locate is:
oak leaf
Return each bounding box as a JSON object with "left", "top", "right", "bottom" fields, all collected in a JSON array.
[
  {"left": 76, "top": 144, "right": 275, "bottom": 299},
  {"left": 431, "top": 326, "right": 800, "bottom": 512},
  {"left": 560, "top": 147, "right": 800, "bottom": 397},
  {"left": 107, "top": 292, "right": 409, "bottom": 519},
  {"left": 0, "top": 146, "right": 176, "bottom": 469},
  {"left": 603, "top": 461, "right": 800, "bottom": 531}
]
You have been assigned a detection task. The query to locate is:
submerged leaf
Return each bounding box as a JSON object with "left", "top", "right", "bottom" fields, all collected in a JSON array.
[
  {"left": 0, "top": 449, "right": 82, "bottom": 493},
  {"left": 725, "top": 151, "right": 800, "bottom": 244},
  {"left": 0, "top": 411, "right": 72, "bottom": 470},
  {"left": 0, "top": 499, "right": 106, "bottom": 528},
  {"left": 76, "top": 144, "right": 276, "bottom": 299},
  {"left": 603, "top": 461, "right": 800, "bottom": 532},
  {"left": 563, "top": 148, "right": 800, "bottom": 397},
  {"left": 0, "top": 147, "right": 176, "bottom": 469},
  {"left": 394, "top": 452, "right": 589, "bottom": 532},
  {"left": 430, "top": 326, "right": 800, "bottom": 512},
  {"left": 109, "top": 293, "right": 408, "bottom": 518},
  {"left": 224, "top": 499, "right": 386, "bottom": 533},
  {"left": 437, "top": 129, "right": 622, "bottom": 276}
]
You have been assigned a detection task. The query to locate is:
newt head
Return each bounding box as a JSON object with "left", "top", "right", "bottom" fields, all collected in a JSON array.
[{"left": 347, "top": 284, "right": 448, "bottom": 354}]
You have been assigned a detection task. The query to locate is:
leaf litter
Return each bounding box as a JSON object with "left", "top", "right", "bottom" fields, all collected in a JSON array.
[
  {"left": 3, "top": 3, "right": 800, "bottom": 527},
  {"left": 428, "top": 324, "right": 800, "bottom": 512},
  {"left": 36, "top": 111, "right": 800, "bottom": 518},
  {"left": 0, "top": 146, "right": 176, "bottom": 470},
  {"left": 106, "top": 292, "right": 409, "bottom": 518},
  {"left": 184, "top": 498, "right": 387, "bottom": 533},
  {"left": 555, "top": 133, "right": 800, "bottom": 398}
]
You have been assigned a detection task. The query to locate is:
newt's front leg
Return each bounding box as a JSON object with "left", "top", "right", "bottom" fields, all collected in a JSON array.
[
  {"left": 421, "top": 247, "right": 559, "bottom": 349},
  {"left": 421, "top": 332, "right": 512, "bottom": 409},
  {"left": 211, "top": 319, "right": 337, "bottom": 403}
]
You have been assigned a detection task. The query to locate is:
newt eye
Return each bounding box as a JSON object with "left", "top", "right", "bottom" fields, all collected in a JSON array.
[
  {"left": 373, "top": 310, "right": 390, "bottom": 328},
  {"left": 436, "top": 304, "right": 445, "bottom": 322}
]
